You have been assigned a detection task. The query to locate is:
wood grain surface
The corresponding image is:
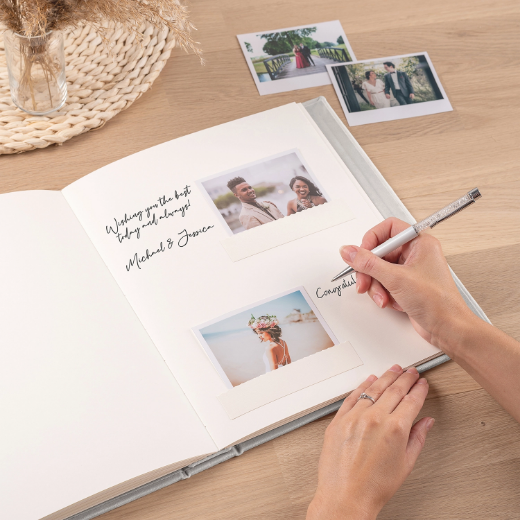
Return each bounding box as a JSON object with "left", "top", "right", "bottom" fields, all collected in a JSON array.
[{"left": 3, "top": 0, "right": 520, "bottom": 518}]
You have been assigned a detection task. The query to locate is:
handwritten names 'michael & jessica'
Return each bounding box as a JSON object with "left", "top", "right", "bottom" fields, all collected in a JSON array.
[{"left": 126, "top": 226, "right": 215, "bottom": 271}]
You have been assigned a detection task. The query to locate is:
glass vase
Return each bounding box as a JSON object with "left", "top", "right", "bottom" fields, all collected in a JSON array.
[{"left": 4, "top": 30, "right": 67, "bottom": 115}]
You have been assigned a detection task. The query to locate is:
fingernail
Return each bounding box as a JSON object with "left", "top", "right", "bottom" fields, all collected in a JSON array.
[
  {"left": 340, "top": 245, "right": 358, "bottom": 263},
  {"left": 406, "top": 367, "right": 418, "bottom": 375},
  {"left": 426, "top": 418, "right": 435, "bottom": 431},
  {"left": 356, "top": 281, "right": 361, "bottom": 293},
  {"left": 373, "top": 294, "right": 383, "bottom": 308},
  {"left": 392, "top": 302, "right": 403, "bottom": 312},
  {"left": 417, "top": 378, "right": 428, "bottom": 385},
  {"left": 389, "top": 364, "right": 402, "bottom": 373},
  {"left": 367, "top": 374, "right": 377, "bottom": 382}
]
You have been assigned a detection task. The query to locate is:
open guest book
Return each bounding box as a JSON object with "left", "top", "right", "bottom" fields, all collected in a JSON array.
[{"left": 1, "top": 98, "right": 488, "bottom": 520}]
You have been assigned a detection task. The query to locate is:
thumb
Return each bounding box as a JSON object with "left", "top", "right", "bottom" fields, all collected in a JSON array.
[
  {"left": 340, "top": 245, "right": 401, "bottom": 290},
  {"left": 406, "top": 417, "right": 434, "bottom": 467}
]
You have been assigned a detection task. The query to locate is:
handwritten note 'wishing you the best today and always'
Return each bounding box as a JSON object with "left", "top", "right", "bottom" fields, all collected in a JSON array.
[{"left": 104, "top": 185, "right": 215, "bottom": 272}]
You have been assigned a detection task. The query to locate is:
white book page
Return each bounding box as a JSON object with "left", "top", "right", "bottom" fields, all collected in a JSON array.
[
  {"left": 0, "top": 191, "right": 216, "bottom": 520},
  {"left": 63, "top": 103, "right": 439, "bottom": 449}
]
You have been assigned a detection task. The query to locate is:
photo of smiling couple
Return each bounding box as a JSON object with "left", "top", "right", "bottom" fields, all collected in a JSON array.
[
  {"left": 229, "top": 174, "right": 326, "bottom": 230},
  {"left": 200, "top": 151, "right": 329, "bottom": 235}
]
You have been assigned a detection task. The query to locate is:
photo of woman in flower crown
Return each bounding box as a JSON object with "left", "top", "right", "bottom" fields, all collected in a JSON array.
[
  {"left": 194, "top": 288, "right": 337, "bottom": 388},
  {"left": 248, "top": 314, "right": 292, "bottom": 372}
]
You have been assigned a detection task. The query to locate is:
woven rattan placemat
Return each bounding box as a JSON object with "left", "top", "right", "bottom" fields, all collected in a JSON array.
[{"left": 0, "top": 23, "right": 174, "bottom": 154}]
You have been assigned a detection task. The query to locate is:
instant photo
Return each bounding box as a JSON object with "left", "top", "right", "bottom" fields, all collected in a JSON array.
[
  {"left": 197, "top": 150, "right": 329, "bottom": 236},
  {"left": 327, "top": 52, "right": 452, "bottom": 126},
  {"left": 237, "top": 20, "right": 355, "bottom": 95},
  {"left": 193, "top": 288, "right": 338, "bottom": 388}
]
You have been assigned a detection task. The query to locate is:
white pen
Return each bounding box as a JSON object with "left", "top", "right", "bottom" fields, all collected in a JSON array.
[{"left": 331, "top": 188, "right": 482, "bottom": 282}]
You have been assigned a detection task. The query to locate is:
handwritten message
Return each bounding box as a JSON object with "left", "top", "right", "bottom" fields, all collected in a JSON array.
[
  {"left": 316, "top": 275, "right": 356, "bottom": 298},
  {"left": 103, "top": 185, "right": 216, "bottom": 272}
]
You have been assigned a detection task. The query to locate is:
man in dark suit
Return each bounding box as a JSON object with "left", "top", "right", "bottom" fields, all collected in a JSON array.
[
  {"left": 383, "top": 62, "right": 415, "bottom": 105},
  {"left": 300, "top": 43, "right": 315, "bottom": 66}
]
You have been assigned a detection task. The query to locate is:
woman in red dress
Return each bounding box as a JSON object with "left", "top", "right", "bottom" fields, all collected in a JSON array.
[{"left": 293, "top": 45, "right": 310, "bottom": 69}]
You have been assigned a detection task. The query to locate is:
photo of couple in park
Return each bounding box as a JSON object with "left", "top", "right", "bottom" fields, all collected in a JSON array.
[
  {"left": 327, "top": 53, "right": 453, "bottom": 126},
  {"left": 193, "top": 289, "right": 336, "bottom": 388},
  {"left": 238, "top": 20, "right": 355, "bottom": 95},
  {"left": 292, "top": 42, "right": 316, "bottom": 70},
  {"left": 199, "top": 151, "right": 329, "bottom": 235}
]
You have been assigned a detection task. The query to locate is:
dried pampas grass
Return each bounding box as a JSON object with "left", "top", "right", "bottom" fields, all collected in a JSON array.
[{"left": 0, "top": 0, "right": 202, "bottom": 61}]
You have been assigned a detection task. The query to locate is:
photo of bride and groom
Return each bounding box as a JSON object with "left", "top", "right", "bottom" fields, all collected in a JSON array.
[
  {"left": 237, "top": 20, "right": 356, "bottom": 95},
  {"left": 327, "top": 53, "right": 453, "bottom": 126},
  {"left": 293, "top": 43, "right": 315, "bottom": 70},
  {"left": 361, "top": 62, "right": 416, "bottom": 109},
  {"left": 199, "top": 151, "right": 328, "bottom": 235}
]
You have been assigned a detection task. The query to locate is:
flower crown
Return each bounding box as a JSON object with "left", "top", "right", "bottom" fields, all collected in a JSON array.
[{"left": 248, "top": 314, "right": 279, "bottom": 331}]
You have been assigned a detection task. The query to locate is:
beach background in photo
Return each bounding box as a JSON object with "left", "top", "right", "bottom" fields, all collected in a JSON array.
[
  {"left": 199, "top": 151, "right": 327, "bottom": 234},
  {"left": 198, "top": 290, "right": 335, "bottom": 387}
]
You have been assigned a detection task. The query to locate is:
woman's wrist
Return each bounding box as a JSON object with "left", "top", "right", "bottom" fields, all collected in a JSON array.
[
  {"left": 430, "top": 305, "right": 481, "bottom": 361},
  {"left": 307, "top": 492, "right": 379, "bottom": 520}
]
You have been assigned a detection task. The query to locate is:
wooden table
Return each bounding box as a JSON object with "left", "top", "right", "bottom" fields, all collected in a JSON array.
[{"left": 3, "top": 1, "right": 520, "bottom": 518}]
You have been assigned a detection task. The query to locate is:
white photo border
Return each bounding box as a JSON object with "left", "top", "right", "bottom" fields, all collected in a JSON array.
[
  {"left": 237, "top": 20, "right": 356, "bottom": 96},
  {"left": 192, "top": 286, "right": 339, "bottom": 389},
  {"left": 326, "top": 52, "right": 453, "bottom": 126},
  {"left": 196, "top": 148, "right": 331, "bottom": 237}
]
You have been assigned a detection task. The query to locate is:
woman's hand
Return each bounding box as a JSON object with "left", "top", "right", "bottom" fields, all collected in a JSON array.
[
  {"left": 301, "top": 199, "right": 313, "bottom": 208},
  {"left": 307, "top": 366, "right": 434, "bottom": 520},
  {"left": 339, "top": 217, "right": 472, "bottom": 345}
]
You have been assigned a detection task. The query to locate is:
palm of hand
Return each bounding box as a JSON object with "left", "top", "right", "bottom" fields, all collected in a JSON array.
[{"left": 410, "top": 317, "right": 432, "bottom": 343}]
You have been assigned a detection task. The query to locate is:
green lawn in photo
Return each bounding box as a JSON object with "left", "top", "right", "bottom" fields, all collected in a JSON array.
[
  {"left": 252, "top": 59, "right": 267, "bottom": 74},
  {"left": 252, "top": 56, "right": 294, "bottom": 75}
]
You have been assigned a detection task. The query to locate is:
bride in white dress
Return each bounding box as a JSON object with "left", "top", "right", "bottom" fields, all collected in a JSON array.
[
  {"left": 362, "top": 70, "right": 391, "bottom": 109},
  {"left": 248, "top": 314, "right": 292, "bottom": 373}
]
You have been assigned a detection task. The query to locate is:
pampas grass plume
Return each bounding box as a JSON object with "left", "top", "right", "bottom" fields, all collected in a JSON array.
[{"left": 0, "top": 0, "right": 203, "bottom": 61}]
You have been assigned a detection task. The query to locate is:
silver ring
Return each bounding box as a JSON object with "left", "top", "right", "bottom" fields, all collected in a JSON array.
[{"left": 357, "top": 392, "right": 376, "bottom": 405}]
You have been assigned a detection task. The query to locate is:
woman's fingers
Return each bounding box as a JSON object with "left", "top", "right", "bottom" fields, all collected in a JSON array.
[
  {"left": 354, "top": 364, "right": 403, "bottom": 409},
  {"left": 366, "top": 278, "right": 392, "bottom": 308},
  {"left": 334, "top": 374, "right": 378, "bottom": 419},
  {"left": 345, "top": 219, "right": 413, "bottom": 297},
  {"left": 360, "top": 217, "right": 411, "bottom": 250},
  {"left": 406, "top": 416, "right": 435, "bottom": 467},
  {"left": 355, "top": 272, "right": 372, "bottom": 294},
  {"left": 375, "top": 367, "right": 421, "bottom": 413},
  {"left": 350, "top": 219, "right": 411, "bottom": 291},
  {"left": 393, "top": 377, "right": 429, "bottom": 422},
  {"left": 381, "top": 249, "right": 405, "bottom": 265}
]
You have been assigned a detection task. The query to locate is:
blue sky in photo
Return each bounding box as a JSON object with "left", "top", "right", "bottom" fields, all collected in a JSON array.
[{"left": 200, "top": 291, "right": 311, "bottom": 336}]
